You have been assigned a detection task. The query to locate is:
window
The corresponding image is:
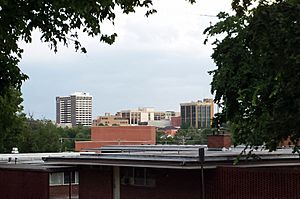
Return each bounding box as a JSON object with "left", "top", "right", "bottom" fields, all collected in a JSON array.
[
  {"left": 64, "top": 171, "right": 77, "bottom": 184},
  {"left": 49, "top": 171, "right": 79, "bottom": 186},
  {"left": 121, "top": 167, "right": 155, "bottom": 187},
  {"left": 50, "top": 172, "right": 63, "bottom": 185}
]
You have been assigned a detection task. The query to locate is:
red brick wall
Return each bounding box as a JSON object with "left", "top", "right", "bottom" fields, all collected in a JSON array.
[
  {"left": 79, "top": 165, "right": 300, "bottom": 199},
  {"left": 122, "top": 167, "right": 300, "bottom": 199},
  {"left": 171, "top": 116, "right": 181, "bottom": 127},
  {"left": 121, "top": 168, "right": 202, "bottom": 199},
  {"left": 75, "top": 126, "right": 156, "bottom": 151},
  {"left": 0, "top": 169, "right": 49, "bottom": 199},
  {"left": 207, "top": 134, "right": 231, "bottom": 148},
  {"left": 206, "top": 167, "right": 300, "bottom": 199},
  {"left": 49, "top": 184, "right": 79, "bottom": 198},
  {"left": 76, "top": 141, "right": 155, "bottom": 151},
  {"left": 91, "top": 126, "right": 156, "bottom": 141},
  {"left": 79, "top": 167, "right": 113, "bottom": 199}
]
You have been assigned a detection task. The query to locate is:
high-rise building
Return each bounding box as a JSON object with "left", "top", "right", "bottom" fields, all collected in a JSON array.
[
  {"left": 56, "top": 92, "right": 92, "bottom": 126},
  {"left": 180, "top": 98, "right": 214, "bottom": 128}
]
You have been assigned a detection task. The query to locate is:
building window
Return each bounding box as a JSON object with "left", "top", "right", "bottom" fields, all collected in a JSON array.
[
  {"left": 121, "top": 167, "right": 155, "bottom": 187},
  {"left": 64, "top": 171, "right": 77, "bottom": 184},
  {"left": 49, "top": 171, "right": 79, "bottom": 186}
]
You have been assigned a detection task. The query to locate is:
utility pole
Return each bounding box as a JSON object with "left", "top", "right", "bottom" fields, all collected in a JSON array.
[{"left": 199, "top": 148, "right": 205, "bottom": 199}]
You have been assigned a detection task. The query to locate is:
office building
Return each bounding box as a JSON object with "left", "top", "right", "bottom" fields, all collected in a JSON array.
[
  {"left": 180, "top": 98, "right": 214, "bottom": 128},
  {"left": 56, "top": 92, "right": 92, "bottom": 126}
]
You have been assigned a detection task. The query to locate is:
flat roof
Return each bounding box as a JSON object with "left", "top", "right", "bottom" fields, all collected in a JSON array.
[
  {"left": 44, "top": 145, "right": 300, "bottom": 169},
  {"left": 0, "top": 163, "right": 77, "bottom": 172},
  {"left": 0, "top": 152, "right": 80, "bottom": 172}
]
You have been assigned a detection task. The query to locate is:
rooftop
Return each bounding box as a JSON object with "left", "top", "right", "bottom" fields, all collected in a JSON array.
[
  {"left": 43, "top": 145, "right": 300, "bottom": 169},
  {"left": 0, "top": 152, "right": 80, "bottom": 171}
]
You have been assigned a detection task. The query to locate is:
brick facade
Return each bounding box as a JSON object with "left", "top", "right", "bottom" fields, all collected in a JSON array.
[
  {"left": 1, "top": 163, "right": 300, "bottom": 199},
  {"left": 207, "top": 134, "right": 231, "bottom": 148},
  {"left": 0, "top": 169, "right": 49, "bottom": 199},
  {"left": 79, "top": 166, "right": 300, "bottom": 199},
  {"left": 49, "top": 184, "right": 79, "bottom": 198},
  {"left": 79, "top": 167, "right": 113, "bottom": 199},
  {"left": 171, "top": 116, "right": 181, "bottom": 127},
  {"left": 75, "top": 126, "right": 156, "bottom": 151}
]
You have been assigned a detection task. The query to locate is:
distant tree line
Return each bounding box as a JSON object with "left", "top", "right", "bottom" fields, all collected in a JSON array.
[{"left": 0, "top": 113, "right": 90, "bottom": 153}]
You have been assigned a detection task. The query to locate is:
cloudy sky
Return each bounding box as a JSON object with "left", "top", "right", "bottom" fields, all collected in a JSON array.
[{"left": 19, "top": 0, "right": 232, "bottom": 120}]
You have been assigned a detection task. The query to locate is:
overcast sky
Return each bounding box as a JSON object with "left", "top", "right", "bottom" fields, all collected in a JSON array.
[{"left": 19, "top": 0, "right": 232, "bottom": 120}]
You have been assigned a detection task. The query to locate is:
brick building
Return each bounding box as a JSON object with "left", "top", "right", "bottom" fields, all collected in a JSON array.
[
  {"left": 1, "top": 145, "right": 300, "bottom": 199},
  {"left": 170, "top": 116, "right": 181, "bottom": 127},
  {"left": 45, "top": 146, "right": 300, "bottom": 199},
  {"left": 75, "top": 126, "right": 156, "bottom": 151}
]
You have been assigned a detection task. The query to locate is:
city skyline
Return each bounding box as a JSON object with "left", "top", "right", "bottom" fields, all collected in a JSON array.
[{"left": 19, "top": 0, "right": 232, "bottom": 120}]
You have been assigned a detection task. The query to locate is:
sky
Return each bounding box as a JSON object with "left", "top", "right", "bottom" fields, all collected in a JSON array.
[{"left": 19, "top": 0, "right": 232, "bottom": 120}]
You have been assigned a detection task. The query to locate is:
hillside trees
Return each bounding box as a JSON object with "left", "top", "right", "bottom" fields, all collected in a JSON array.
[
  {"left": 18, "top": 118, "right": 91, "bottom": 153},
  {"left": 205, "top": 0, "right": 300, "bottom": 151}
]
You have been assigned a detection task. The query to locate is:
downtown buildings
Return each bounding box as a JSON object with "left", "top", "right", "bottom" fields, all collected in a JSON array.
[
  {"left": 55, "top": 91, "right": 214, "bottom": 129},
  {"left": 56, "top": 92, "right": 92, "bottom": 127}
]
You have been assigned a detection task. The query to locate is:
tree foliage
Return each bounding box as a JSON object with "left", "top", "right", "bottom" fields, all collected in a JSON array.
[
  {"left": 175, "top": 128, "right": 210, "bottom": 145},
  {"left": 0, "top": 88, "right": 26, "bottom": 152},
  {"left": 205, "top": 0, "right": 300, "bottom": 151},
  {"left": 19, "top": 118, "right": 61, "bottom": 152},
  {"left": 156, "top": 128, "right": 210, "bottom": 145},
  {"left": 18, "top": 118, "right": 91, "bottom": 153}
]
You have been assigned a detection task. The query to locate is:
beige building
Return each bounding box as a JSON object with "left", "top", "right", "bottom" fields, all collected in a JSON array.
[
  {"left": 180, "top": 98, "right": 214, "bottom": 128},
  {"left": 117, "top": 108, "right": 179, "bottom": 126},
  {"left": 92, "top": 113, "right": 129, "bottom": 126},
  {"left": 154, "top": 111, "right": 180, "bottom": 120},
  {"left": 118, "top": 107, "right": 154, "bottom": 125}
]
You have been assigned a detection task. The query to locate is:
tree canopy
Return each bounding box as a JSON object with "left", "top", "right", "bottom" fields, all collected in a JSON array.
[{"left": 205, "top": 0, "right": 300, "bottom": 151}]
